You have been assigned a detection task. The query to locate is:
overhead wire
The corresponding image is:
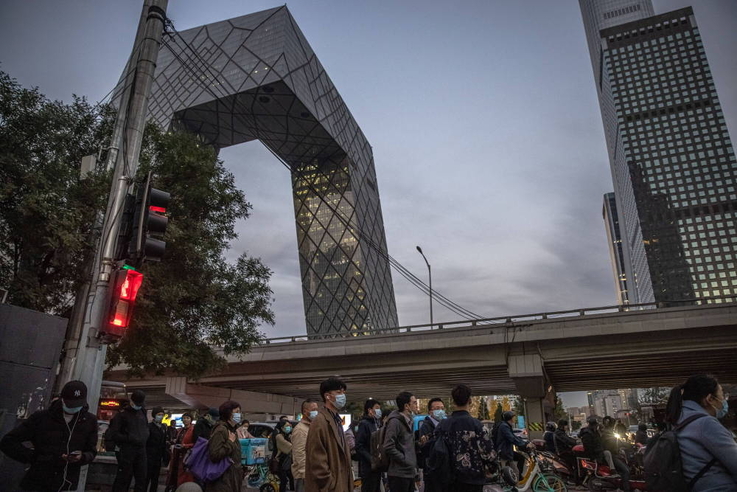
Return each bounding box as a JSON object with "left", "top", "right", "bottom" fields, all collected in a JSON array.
[{"left": 161, "top": 21, "right": 487, "bottom": 322}]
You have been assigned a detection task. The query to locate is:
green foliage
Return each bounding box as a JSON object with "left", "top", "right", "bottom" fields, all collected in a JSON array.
[
  {"left": 477, "top": 396, "right": 490, "bottom": 420},
  {"left": 554, "top": 395, "right": 567, "bottom": 421},
  {"left": 494, "top": 402, "right": 503, "bottom": 422},
  {"left": 571, "top": 420, "right": 582, "bottom": 431},
  {"left": 513, "top": 396, "right": 525, "bottom": 417},
  {"left": 106, "top": 125, "right": 274, "bottom": 377},
  {"left": 0, "top": 70, "right": 274, "bottom": 378},
  {"left": 0, "top": 70, "right": 112, "bottom": 315}
]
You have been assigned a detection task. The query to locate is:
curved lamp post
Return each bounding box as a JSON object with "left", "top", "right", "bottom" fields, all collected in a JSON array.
[{"left": 416, "top": 246, "right": 433, "bottom": 328}]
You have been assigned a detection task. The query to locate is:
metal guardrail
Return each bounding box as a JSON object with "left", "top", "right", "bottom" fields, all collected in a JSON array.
[{"left": 257, "top": 295, "right": 737, "bottom": 345}]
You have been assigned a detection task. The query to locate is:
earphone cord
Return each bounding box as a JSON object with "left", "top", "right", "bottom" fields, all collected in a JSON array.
[{"left": 57, "top": 413, "right": 79, "bottom": 492}]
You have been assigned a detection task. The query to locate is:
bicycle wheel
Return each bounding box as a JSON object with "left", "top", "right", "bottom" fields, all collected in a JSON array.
[
  {"left": 259, "top": 483, "right": 277, "bottom": 492},
  {"left": 532, "top": 473, "right": 567, "bottom": 492}
]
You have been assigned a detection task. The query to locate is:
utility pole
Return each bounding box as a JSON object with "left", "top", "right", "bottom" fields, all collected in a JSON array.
[{"left": 54, "top": 1, "right": 168, "bottom": 489}]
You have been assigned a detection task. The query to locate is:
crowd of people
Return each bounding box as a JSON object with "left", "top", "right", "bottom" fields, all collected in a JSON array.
[{"left": 0, "top": 374, "right": 735, "bottom": 491}]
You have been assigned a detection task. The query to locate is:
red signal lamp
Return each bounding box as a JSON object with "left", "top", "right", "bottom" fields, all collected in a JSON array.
[{"left": 101, "top": 267, "right": 144, "bottom": 340}]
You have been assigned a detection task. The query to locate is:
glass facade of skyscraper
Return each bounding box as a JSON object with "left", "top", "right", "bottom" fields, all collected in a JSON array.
[
  {"left": 581, "top": 2, "right": 737, "bottom": 304},
  {"left": 140, "top": 6, "right": 399, "bottom": 336},
  {"left": 603, "top": 192, "right": 629, "bottom": 304}
]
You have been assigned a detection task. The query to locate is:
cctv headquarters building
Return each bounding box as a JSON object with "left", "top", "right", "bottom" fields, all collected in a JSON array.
[{"left": 143, "top": 7, "right": 398, "bottom": 337}]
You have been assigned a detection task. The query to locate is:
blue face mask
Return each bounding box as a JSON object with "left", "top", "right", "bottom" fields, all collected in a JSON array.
[
  {"left": 155, "top": 415, "right": 164, "bottom": 423},
  {"left": 432, "top": 409, "right": 447, "bottom": 420},
  {"left": 374, "top": 408, "right": 382, "bottom": 419},
  {"left": 309, "top": 410, "right": 319, "bottom": 420},
  {"left": 132, "top": 404, "right": 142, "bottom": 411},
  {"left": 63, "top": 404, "right": 83, "bottom": 414},
  {"left": 284, "top": 426, "right": 292, "bottom": 434},
  {"left": 232, "top": 412, "right": 242, "bottom": 424},
  {"left": 712, "top": 397, "right": 729, "bottom": 419},
  {"left": 334, "top": 393, "right": 347, "bottom": 409}
]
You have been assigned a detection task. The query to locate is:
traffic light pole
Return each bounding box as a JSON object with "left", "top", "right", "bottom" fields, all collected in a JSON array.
[{"left": 55, "top": 1, "right": 168, "bottom": 489}]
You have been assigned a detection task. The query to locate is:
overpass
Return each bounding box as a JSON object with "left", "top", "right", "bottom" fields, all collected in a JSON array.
[{"left": 108, "top": 300, "right": 737, "bottom": 429}]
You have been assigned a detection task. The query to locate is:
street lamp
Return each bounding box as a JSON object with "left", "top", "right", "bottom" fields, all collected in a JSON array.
[{"left": 416, "top": 246, "right": 433, "bottom": 328}]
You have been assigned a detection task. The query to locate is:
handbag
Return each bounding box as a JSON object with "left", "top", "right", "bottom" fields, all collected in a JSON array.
[
  {"left": 268, "top": 451, "right": 281, "bottom": 474},
  {"left": 185, "top": 437, "right": 233, "bottom": 483}
]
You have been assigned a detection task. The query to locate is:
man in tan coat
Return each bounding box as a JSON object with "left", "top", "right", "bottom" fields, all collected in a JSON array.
[
  {"left": 305, "top": 377, "right": 353, "bottom": 492},
  {"left": 292, "top": 399, "right": 319, "bottom": 492}
]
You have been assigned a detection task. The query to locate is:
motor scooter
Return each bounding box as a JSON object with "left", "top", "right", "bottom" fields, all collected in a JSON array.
[{"left": 572, "top": 444, "right": 649, "bottom": 491}]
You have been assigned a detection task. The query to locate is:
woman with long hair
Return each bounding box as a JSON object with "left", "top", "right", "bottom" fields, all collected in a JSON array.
[
  {"left": 272, "top": 419, "right": 294, "bottom": 492},
  {"left": 165, "top": 413, "right": 195, "bottom": 491},
  {"left": 205, "top": 400, "right": 243, "bottom": 492},
  {"left": 665, "top": 374, "right": 737, "bottom": 491}
]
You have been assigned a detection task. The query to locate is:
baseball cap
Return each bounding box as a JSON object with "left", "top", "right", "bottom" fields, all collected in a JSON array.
[{"left": 61, "top": 380, "right": 88, "bottom": 408}]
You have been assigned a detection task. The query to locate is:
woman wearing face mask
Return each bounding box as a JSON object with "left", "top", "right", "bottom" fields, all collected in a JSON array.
[
  {"left": 271, "top": 420, "right": 294, "bottom": 492},
  {"left": 665, "top": 374, "right": 737, "bottom": 491},
  {"left": 236, "top": 418, "right": 254, "bottom": 439},
  {"left": 205, "top": 400, "right": 243, "bottom": 492}
]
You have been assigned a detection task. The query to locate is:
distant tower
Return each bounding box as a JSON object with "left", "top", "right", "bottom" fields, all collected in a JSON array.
[{"left": 580, "top": 1, "right": 737, "bottom": 304}]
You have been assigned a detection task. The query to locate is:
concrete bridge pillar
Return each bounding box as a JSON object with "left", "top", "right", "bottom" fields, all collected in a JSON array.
[{"left": 508, "top": 354, "right": 556, "bottom": 439}]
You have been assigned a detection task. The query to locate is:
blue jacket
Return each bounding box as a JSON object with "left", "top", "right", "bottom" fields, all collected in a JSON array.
[
  {"left": 495, "top": 421, "right": 527, "bottom": 460},
  {"left": 677, "top": 400, "right": 737, "bottom": 492}
]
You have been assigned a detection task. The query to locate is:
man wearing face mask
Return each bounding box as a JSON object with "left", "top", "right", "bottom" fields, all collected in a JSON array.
[
  {"left": 383, "top": 391, "right": 419, "bottom": 492},
  {"left": 305, "top": 376, "right": 353, "bottom": 492},
  {"left": 292, "top": 399, "right": 319, "bottom": 492},
  {"left": 145, "top": 407, "right": 170, "bottom": 492},
  {"left": 193, "top": 408, "right": 219, "bottom": 442},
  {"left": 1, "top": 380, "right": 98, "bottom": 491},
  {"left": 355, "top": 398, "right": 383, "bottom": 492},
  {"left": 418, "top": 397, "right": 446, "bottom": 492},
  {"left": 109, "top": 389, "right": 150, "bottom": 492}
]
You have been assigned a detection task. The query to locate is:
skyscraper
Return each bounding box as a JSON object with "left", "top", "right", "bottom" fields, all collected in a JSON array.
[
  {"left": 140, "top": 6, "right": 399, "bottom": 336},
  {"left": 580, "top": 1, "right": 737, "bottom": 304},
  {"left": 603, "top": 192, "right": 630, "bottom": 304}
]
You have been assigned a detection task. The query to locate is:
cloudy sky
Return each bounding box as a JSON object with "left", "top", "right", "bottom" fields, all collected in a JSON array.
[{"left": 1, "top": 1, "right": 735, "bottom": 405}]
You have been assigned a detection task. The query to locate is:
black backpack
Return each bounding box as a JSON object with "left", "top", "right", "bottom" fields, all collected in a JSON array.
[
  {"left": 643, "top": 414, "right": 717, "bottom": 492},
  {"left": 425, "top": 429, "right": 454, "bottom": 487},
  {"left": 370, "top": 423, "right": 390, "bottom": 472}
]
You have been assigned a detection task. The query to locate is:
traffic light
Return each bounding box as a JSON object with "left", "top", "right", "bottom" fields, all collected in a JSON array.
[
  {"left": 100, "top": 266, "right": 144, "bottom": 340},
  {"left": 129, "top": 171, "right": 170, "bottom": 263}
]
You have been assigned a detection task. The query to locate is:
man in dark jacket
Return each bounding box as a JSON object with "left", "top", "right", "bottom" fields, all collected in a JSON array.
[
  {"left": 554, "top": 419, "right": 577, "bottom": 455},
  {"left": 145, "top": 406, "right": 169, "bottom": 492},
  {"left": 109, "top": 389, "right": 150, "bottom": 492},
  {"left": 382, "top": 391, "right": 418, "bottom": 492},
  {"left": 496, "top": 411, "right": 532, "bottom": 480},
  {"left": 436, "top": 385, "right": 495, "bottom": 492},
  {"left": 418, "top": 397, "right": 446, "bottom": 492},
  {"left": 192, "top": 407, "right": 219, "bottom": 442},
  {"left": 0, "top": 380, "right": 98, "bottom": 492},
  {"left": 634, "top": 423, "right": 648, "bottom": 445},
  {"left": 580, "top": 417, "right": 630, "bottom": 491},
  {"left": 355, "top": 398, "right": 382, "bottom": 492}
]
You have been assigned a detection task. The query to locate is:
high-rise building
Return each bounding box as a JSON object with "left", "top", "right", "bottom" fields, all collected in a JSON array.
[
  {"left": 603, "top": 192, "right": 630, "bottom": 304},
  {"left": 580, "top": 1, "right": 737, "bottom": 304},
  {"left": 140, "top": 6, "right": 399, "bottom": 336}
]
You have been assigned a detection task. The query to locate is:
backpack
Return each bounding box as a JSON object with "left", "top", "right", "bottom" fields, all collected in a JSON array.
[
  {"left": 643, "top": 414, "right": 717, "bottom": 492},
  {"left": 424, "top": 430, "right": 454, "bottom": 486},
  {"left": 369, "top": 423, "right": 390, "bottom": 472}
]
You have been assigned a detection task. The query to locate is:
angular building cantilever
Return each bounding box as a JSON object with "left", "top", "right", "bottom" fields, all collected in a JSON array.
[{"left": 136, "top": 6, "right": 398, "bottom": 336}]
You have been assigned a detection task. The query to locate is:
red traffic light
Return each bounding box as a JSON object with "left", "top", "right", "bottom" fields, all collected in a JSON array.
[{"left": 101, "top": 268, "right": 144, "bottom": 339}]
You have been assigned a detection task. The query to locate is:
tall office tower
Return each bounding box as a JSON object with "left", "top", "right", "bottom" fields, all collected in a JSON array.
[
  {"left": 138, "top": 7, "right": 399, "bottom": 336},
  {"left": 603, "top": 192, "right": 630, "bottom": 304},
  {"left": 580, "top": 1, "right": 737, "bottom": 304}
]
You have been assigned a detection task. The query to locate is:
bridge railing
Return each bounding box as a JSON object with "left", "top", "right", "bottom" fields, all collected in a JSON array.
[{"left": 257, "top": 294, "right": 737, "bottom": 345}]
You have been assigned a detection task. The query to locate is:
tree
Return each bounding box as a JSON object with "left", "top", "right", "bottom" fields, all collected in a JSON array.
[
  {"left": 0, "top": 70, "right": 112, "bottom": 315},
  {"left": 0, "top": 70, "right": 274, "bottom": 378},
  {"left": 106, "top": 125, "right": 274, "bottom": 377},
  {"left": 638, "top": 387, "right": 671, "bottom": 406},
  {"left": 477, "top": 396, "right": 490, "bottom": 420},
  {"left": 494, "top": 402, "right": 503, "bottom": 423},
  {"left": 554, "top": 395, "right": 567, "bottom": 421},
  {"left": 513, "top": 396, "right": 525, "bottom": 417}
]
